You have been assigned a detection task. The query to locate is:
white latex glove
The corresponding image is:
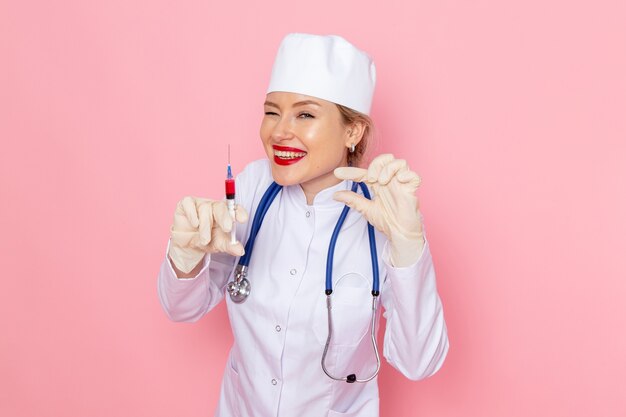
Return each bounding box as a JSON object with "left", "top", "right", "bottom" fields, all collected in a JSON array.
[
  {"left": 333, "top": 154, "right": 425, "bottom": 268},
  {"left": 168, "top": 196, "right": 248, "bottom": 273}
]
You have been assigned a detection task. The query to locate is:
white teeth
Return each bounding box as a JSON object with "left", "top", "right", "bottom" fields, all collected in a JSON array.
[{"left": 274, "top": 150, "right": 307, "bottom": 159}]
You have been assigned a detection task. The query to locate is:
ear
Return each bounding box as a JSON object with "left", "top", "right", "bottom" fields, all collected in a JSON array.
[{"left": 344, "top": 120, "right": 366, "bottom": 148}]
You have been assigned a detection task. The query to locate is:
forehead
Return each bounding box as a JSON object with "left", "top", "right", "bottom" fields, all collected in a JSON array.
[{"left": 264, "top": 91, "right": 334, "bottom": 108}]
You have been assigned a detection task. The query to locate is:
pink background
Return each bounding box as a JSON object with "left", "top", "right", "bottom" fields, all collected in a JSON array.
[{"left": 2, "top": 0, "right": 625, "bottom": 416}]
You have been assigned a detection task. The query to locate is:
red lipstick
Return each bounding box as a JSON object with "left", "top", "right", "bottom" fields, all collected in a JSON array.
[
  {"left": 273, "top": 145, "right": 306, "bottom": 152},
  {"left": 272, "top": 145, "right": 307, "bottom": 166}
]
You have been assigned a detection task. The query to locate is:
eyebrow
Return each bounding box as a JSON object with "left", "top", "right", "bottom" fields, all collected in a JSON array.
[{"left": 264, "top": 100, "right": 322, "bottom": 109}]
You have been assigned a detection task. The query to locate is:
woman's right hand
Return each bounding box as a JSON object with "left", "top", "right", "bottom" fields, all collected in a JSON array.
[{"left": 168, "top": 196, "right": 249, "bottom": 274}]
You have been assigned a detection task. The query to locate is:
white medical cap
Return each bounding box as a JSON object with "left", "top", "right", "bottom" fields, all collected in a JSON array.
[{"left": 266, "top": 33, "right": 376, "bottom": 115}]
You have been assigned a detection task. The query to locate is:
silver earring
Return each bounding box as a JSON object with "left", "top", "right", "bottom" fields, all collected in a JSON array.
[{"left": 350, "top": 143, "right": 355, "bottom": 153}]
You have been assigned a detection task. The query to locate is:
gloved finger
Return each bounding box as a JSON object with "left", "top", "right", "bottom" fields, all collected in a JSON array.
[
  {"left": 378, "top": 159, "right": 408, "bottom": 185},
  {"left": 181, "top": 196, "right": 199, "bottom": 229},
  {"left": 224, "top": 241, "right": 245, "bottom": 257},
  {"left": 396, "top": 169, "right": 422, "bottom": 188},
  {"left": 234, "top": 204, "right": 249, "bottom": 223},
  {"left": 367, "top": 154, "right": 395, "bottom": 182},
  {"left": 333, "top": 190, "right": 374, "bottom": 218},
  {"left": 211, "top": 233, "right": 245, "bottom": 256},
  {"left": 213, "top": 201, "right": 233, "bottom": 233},
  {"left": 197, "top": 202, "right": 214, "bottom": 246},
  {"left": 334, "top": 166, "right": 368, "bottom": 182}
]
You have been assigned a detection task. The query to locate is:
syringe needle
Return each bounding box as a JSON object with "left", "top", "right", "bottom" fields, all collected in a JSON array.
[{"left": 227, "top": 144, "right": 233, "bottom": 180}]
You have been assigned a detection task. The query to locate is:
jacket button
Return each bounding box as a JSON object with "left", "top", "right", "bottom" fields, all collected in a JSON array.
[
  {"left": 290, "top": 269, "right": 297, "bottom": 275},
  {"left": 275, "top": 325, "right": 281, "bottom": 332},
  {"left": 271, "top": 379, "right": 278, "bottom": 385},
  {"left": 305, "top": 211, "right": 311, "bottom": 218}
]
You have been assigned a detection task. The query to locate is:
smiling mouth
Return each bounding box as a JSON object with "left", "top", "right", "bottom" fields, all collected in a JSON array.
[{"left": 272, "top": 146, "right": 307, "bottom": 166}]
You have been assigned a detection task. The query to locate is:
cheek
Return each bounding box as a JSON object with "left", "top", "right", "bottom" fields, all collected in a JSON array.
[
  {"left": 304, "top": 124, "right": 344, "bottom": 151},
  {"left": 314, "top": 128, "right": 346, "bottom": 159},
  {"left": 259, "top": 122, "right": 270, "bottom": 142},
  {"left": 307, "top": 144, "right": 345, "bottom": 172}
]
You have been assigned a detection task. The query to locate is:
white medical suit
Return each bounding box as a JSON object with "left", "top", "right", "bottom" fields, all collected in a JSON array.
[{"left": 157, "top": 159, "right": 449, "bottom": 417}]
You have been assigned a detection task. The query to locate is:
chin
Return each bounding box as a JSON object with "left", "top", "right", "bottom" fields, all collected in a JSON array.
[{"left": 269, "top": 166, "right": 303, "bottom": 187}]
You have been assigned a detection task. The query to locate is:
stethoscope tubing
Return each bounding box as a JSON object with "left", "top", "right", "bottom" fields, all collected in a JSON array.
[
  {"left": 228, "top": 182, "right": 283, "bottom": 303},
  {"left": 321, "top": 295, "right": 381, "bottom": 383},
  {"left": 321, "top": 180, "right": 382, "bottom": 383},
  {"left": 325, "top": 181, "right": 380, "bottom": 295},
  {"left": 229, "top": 180, "right": 382, "bottom": 383},
  {"left": 239, "top": 182, "right": 283, "bottom": 267}
]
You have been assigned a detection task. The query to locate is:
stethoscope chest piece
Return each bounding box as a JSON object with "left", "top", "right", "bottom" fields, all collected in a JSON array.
[{"left": 228, "top": 265, "right": 250, "bottom": 303}]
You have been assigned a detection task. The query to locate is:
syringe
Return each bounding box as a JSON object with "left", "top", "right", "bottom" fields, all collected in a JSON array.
[{"left": 225, "top": 145, "right": 237, "bottom": 245}]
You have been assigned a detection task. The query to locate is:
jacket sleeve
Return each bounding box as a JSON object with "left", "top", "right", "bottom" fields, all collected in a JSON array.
[
  {"left": 157, "top": 239, "right": 235, "bottom": 322},
  {"left": 380, "top": 236, "right": 449, "bottom": 380}
]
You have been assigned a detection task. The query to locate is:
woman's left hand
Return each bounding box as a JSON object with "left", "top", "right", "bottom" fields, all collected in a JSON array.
[{"left": 333, "top": 154, "right": 425, "bottom": 267}]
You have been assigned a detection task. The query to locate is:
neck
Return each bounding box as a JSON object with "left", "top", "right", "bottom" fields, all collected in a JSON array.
[{"left": 300, "top": 172, "right": 342, "bottom": 205}]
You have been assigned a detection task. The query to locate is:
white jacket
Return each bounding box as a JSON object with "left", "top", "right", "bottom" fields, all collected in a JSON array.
[{"left": 157, "top": 159, "right": 449, "bottom": 417}]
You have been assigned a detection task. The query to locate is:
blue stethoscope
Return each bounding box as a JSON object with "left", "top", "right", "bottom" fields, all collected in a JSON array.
[{"left": 227, "top": 181, "right": 381, "bottom": 383}]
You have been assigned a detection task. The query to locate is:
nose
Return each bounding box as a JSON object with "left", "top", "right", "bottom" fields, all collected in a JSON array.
[{"left": 270, "top": 115, "right": 295, "bottom": 142}]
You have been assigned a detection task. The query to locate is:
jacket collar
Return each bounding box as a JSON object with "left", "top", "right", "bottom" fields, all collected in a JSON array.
[{"left": 284, "top": 179, "right": 352, "bottom": 210}]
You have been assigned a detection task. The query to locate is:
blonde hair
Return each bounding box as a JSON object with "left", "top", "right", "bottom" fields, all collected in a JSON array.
[{"left": 336, "top": 104, "right": 374, "bottom": 167}]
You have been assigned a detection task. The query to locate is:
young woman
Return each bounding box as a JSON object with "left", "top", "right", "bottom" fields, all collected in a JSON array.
[{"left": 158, "top": 33, "right": 448, "bottom": 417}]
